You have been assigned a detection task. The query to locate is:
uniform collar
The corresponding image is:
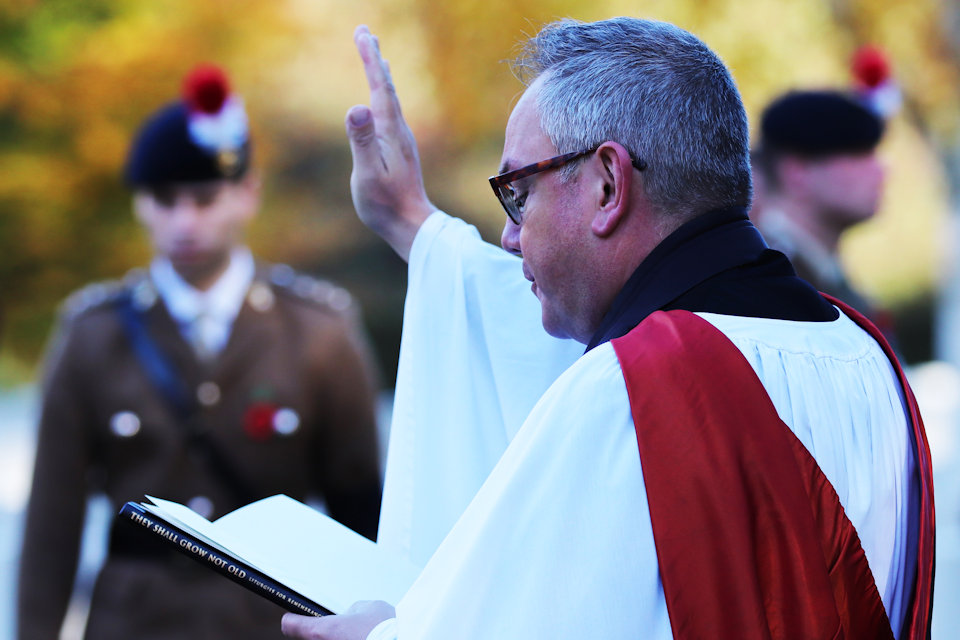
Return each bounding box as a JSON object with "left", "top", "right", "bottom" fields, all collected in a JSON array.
[
  {"left": 150, "top": 247, "right": 255, "bottom": 326},
  {"left": 759, "top": 208, "right": 845, "bottom": 287}
]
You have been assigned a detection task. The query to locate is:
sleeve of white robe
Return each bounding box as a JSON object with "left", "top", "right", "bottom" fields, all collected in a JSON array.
[
  {"left": 377, "top": 211, "right": 583, "bottom": 567},
  {"left": 366, "top": 618, "right": 398, "bottom": 640}
]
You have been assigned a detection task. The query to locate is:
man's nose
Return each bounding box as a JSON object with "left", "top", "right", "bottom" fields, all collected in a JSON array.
[
  {"left": 170, "top": 199, "right": 202, "bottom": 229},
  {"left": 501, "top": 217, "right": 522, "bottom": 256}
]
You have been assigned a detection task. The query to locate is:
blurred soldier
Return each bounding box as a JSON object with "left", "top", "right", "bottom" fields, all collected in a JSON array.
[
  {"left": 752, "top": 89, "right": 896, "bottom": 339},
  {"left": 17, "top": 65, "right": 383, "bottom": 640}
]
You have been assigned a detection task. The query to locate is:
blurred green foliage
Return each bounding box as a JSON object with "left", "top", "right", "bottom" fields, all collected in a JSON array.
[{"left": 1, "top": 0, "right": 958, "bottom": 385}]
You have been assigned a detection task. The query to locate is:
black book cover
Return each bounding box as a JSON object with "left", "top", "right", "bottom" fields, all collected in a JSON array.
[{"left": 118, "top": 501, "right": 331, "bottom": 617}]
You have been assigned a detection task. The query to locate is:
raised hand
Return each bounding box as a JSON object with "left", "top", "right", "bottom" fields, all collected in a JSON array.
[{"left": 346, "top": 25, "right": 437, "bottom": 261}]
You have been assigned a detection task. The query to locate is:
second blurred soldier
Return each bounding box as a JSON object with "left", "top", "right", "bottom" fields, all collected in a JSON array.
[{"left": 752, "top": 89, "right": 892, "bottom": 335}]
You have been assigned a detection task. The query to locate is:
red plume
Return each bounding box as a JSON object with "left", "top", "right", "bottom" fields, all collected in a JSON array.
[
  {"left": 851, "top": 45, "right": 891, "bottom": 90},
  {"left": 183, "top": 64, "right": 231, "bottom": 114}
]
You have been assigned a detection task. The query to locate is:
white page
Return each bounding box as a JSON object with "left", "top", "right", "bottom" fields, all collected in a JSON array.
[
  {"left": 145, "top": 495, "right": 421, "bottom": 614},
  {"left": 142, "top": 497, "right": 240, "bottom": 559}
]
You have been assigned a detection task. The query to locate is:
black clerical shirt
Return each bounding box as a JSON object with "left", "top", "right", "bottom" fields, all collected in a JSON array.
[{"left": 587, "top": 207, "right": 838, "bottom": 351}]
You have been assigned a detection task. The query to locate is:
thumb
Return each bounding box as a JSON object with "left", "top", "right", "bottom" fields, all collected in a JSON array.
[
  {"left": 345, "top": 105, "right": 380, "bottom": 171},
  {"left": 280, "top": 612, "right": 317, "bottom": 638}
]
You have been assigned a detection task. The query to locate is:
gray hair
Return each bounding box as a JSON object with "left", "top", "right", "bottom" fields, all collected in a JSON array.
[{"left": 512, "top": 17, "right": 752, "bottom": 219}]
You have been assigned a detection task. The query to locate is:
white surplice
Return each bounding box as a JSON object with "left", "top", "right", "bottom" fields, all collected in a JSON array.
[
  {"left": 378, "top": 212, "right": 583, "bottom": 567},
  {"left": 372, "top": 212, "right": 917, "bottom": 640}
]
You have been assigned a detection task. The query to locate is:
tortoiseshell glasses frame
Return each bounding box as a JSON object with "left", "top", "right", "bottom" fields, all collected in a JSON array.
[{"left": 488, "top": 146, "right": 647, "bottom": 225}]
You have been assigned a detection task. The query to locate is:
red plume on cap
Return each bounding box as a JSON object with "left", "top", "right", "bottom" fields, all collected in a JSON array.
[
  {"left": 183, "top": 64, "right": 231, "bottom": 114},
  {"left": 850, "top": 45, "right": 900, "bottom": 118},
  {"left": 851, "top": 45, "right": 891, "bottom": 90},
  {"left": 181, "top": 64, "right": 249, "bottom": 175}
]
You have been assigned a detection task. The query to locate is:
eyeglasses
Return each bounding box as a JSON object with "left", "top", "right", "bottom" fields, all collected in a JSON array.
[{"left": 488, "top": 146, "right": 647, "bottom": 225}]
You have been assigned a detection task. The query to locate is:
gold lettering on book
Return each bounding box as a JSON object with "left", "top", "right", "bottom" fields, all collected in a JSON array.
[
  {"left": 250, "top": 577, "right": 276, "bottom": 594},
  {"left": 206, "top": 554, "right": 246, "bottom": 578},
  {"left": 288, "top": 599, "right": 314, "bottom": 614},
  {"left": 152, "top": 524, "right": 180, "bottom": 542},
  {"left": 129, "top": 512, "right": 151, "bottom": 528},
  {"left": 125, "top": 506, "right": 323, "bottom": 617},
  {"left": 178, "top": 537, "right": 208, "bottom": 558}
]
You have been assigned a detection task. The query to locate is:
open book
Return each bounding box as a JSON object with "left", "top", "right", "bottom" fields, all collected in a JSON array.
[{"left": 118, "top": 495, "right": 420, "bottom": 617}]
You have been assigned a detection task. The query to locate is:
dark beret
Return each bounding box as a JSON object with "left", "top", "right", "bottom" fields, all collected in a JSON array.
[
  {"left": 759, "top": 90, "right": 884, "bottom": 157},
  {"left": 123, "top": 101, "right": 250, "bottom": 187}
]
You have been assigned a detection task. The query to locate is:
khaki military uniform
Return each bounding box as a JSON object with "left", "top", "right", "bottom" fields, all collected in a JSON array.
[
  {"left": 17, "top": 264, "right": 383, "bottom": 640},
  {"left": 760, "top": 214, "right": 900, "bottom": 351},
  {"left": 783, "top": 250, "right": 877, "bottom": 318}
]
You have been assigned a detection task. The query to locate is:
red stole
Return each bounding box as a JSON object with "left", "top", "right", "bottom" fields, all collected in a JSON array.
[{"left": 611, "top": 306, "right": 933, "bottom": 639}]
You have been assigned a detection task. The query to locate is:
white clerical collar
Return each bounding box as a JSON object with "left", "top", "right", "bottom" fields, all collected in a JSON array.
[{"left": 150, "top": 248, "right": 256, "bottom": 354}]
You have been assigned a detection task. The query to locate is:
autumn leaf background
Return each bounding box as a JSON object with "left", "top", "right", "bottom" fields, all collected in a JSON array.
[{"left": 1, "top": 0, "right": 958, "bottom": 385}]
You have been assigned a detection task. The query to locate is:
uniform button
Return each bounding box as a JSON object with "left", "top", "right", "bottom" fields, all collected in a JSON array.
[
  {"left": 109, "top": 411, "right": 141, "bottom": 437},
  {"left": 187, "top": 495, "right": 214, "bottom": 519},
  {"left": 270, "top": 264, "right": 296, "bottom": 287},
  {"left": 132, "top": 282, "right": 158, "bottom": 311},
  {"left": 326, "top": 287, "right": 352, "bottom": 312},
  {"left": 247, "top": 282, "right": 275, "bottom": 312},
  {"left": 273, "top": 408, "right": 300, "bottom": 436},
  {"left": 197, "top": 382, "right": 221, "bottom": 407}
]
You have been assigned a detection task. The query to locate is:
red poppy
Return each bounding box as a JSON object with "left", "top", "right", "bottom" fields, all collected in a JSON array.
[{"left": 244, "top": 401, "right": 278, "bottom": 441}]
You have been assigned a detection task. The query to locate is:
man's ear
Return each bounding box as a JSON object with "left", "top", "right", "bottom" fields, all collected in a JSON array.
[
  {"left": 590, "top": 142, "right": 634, "bottom": 238},
  {"left": 132, "top": 191, "right": 151, "bottom": 225},
  {"left": 777, "top": 156, "right": 811, "bottom": 196}
]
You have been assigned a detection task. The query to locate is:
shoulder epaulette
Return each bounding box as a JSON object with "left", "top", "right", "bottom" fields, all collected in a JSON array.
[
  {"left": 267, "top": 264, "right": 354, "bottom": 314},
  {"left": 60, "top": 280, "right": 126, "bottom": 320},
  {"left": 59, "top": 269, "right": 154, "bottom": 320}
]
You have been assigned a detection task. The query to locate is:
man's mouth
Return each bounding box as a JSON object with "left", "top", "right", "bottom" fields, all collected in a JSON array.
[{"left": 522, "top": 264, "right": 537, "bottom": 295}]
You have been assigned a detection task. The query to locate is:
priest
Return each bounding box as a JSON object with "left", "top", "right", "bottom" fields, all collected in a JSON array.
[{"left": 283, "top": 17, "right": 934, "bottom": 640}]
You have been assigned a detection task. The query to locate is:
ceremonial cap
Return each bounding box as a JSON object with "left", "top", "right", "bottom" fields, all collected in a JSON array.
[
  {"left": 759, "top": 90, "right": 884, "bottom": 157},
  {"left": 124, "top": 65, "right": 251, "bottom": 187}
]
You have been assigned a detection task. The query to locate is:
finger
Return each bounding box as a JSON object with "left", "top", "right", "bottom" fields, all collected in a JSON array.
[
  {"left": 353, "top": 28, "right": 384, "bottom": 95},
  {"left": 281, "top": 612, "right": 324, "bottom": 638},
  {"left": 345, "top": 105, "right": 385, "bottom": 173},
  {"left": 371, "top": 36, "right": 399, "bottom": 111},
  {"left": 346, "top": 600, "right": 373, "bottom": 614},
  {"left": 353, "top": 26, "right": 402, "bottom": 129}
]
